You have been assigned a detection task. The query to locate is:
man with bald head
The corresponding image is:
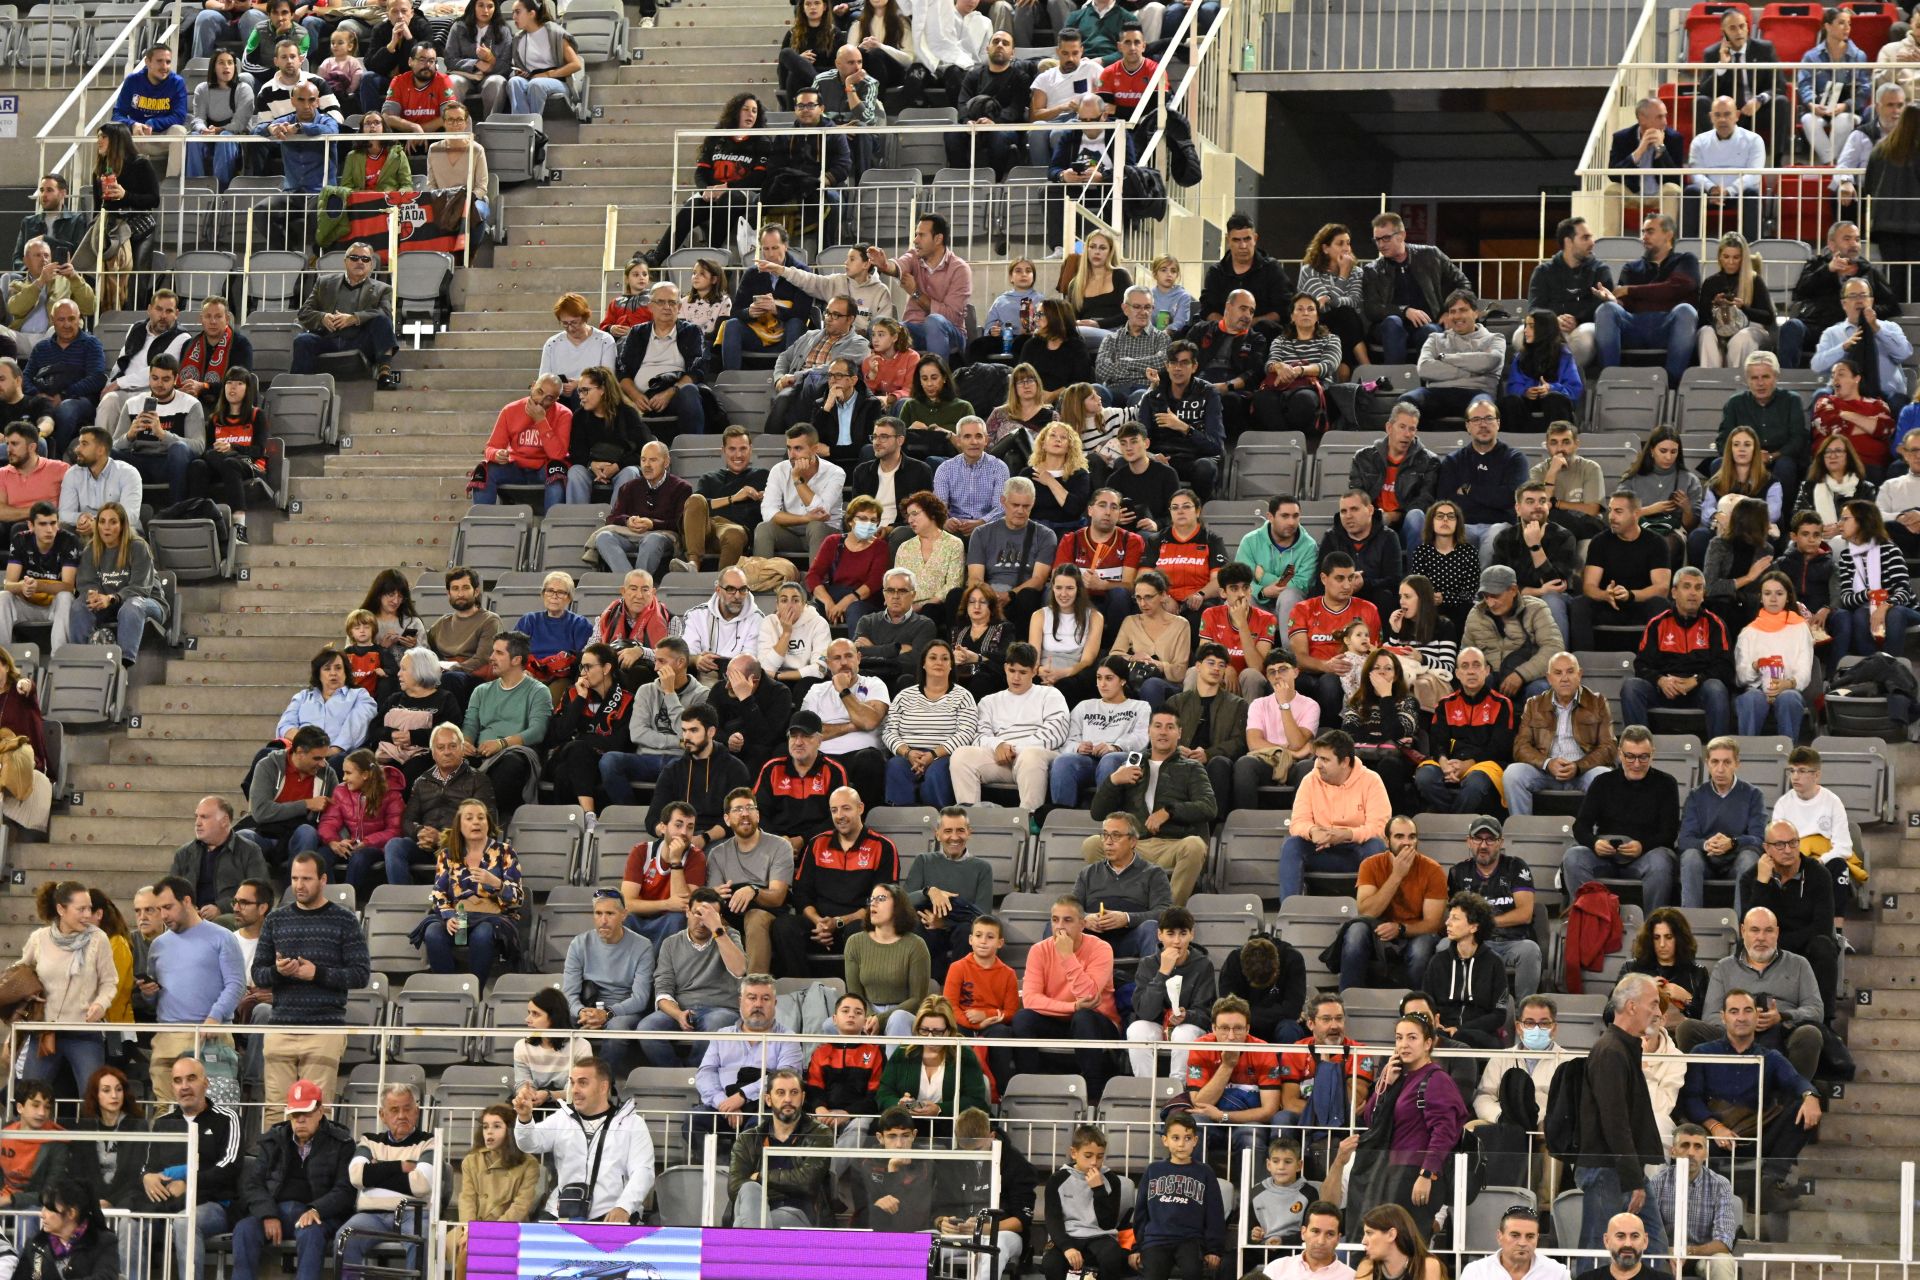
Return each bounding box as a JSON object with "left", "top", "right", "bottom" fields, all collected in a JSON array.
[
  {"left": 1683, "top": 96, "right": 1763, "bottom": 238},
  {"left": 1571, "top": 1212, "right": 1674, "bottom": 1280},
  {"left": 1694, "top": 901, "right": 1827, "bottom": 1080},
  {"left": 595, "top": 441, "right": 691, "bottom": 578},
  {"left": 769, "top": 785, "right": 899, "bottom": 976},
  {"left": 1574, "top": 973, "right": 1667, "bottom": 1251}
]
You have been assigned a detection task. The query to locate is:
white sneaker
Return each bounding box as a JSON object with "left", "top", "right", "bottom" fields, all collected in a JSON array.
[
  {"left": 668, "top": 558, "right": 695, "bottom": 574},
  {"left": 639, "top": 14, "right": 655, "bottom": 25}
]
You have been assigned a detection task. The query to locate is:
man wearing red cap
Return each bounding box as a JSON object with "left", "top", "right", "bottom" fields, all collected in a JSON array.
[{"left": 230, "top": 1080, "right": 356, "bottom": 1280}]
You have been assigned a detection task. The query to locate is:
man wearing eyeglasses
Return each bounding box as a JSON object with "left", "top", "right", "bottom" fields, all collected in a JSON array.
[
  {"left": 291, "top": 240, "right": 397, "bottom": 389},
  {"left": 807, "top": 356, "right": 883, "bottom": 468},
  {"left": 613, "top": 281, "right": 708, "bottom": 440},
  {"left": 1590, "top": 213, "right": 1700, "bottom": 387},
  {"left": 769, "top": 300, "right": 869, "bottom": 436},
  {"left": 1735, "top": 818, "right": 1840, "bottom": 1020},
  {"left": 1359, "top": 210, "right": 1471, "bottom": 365},
  {"left": 1436, "top": 397, "right": 1529, "bottom": 560},
  {"left": 1467, "top": 1001, "right": 1568, "bottom": 1140},
  {"left": 1561, "top": 724, "right": 1681, "bottom": 911},
  {"left": 854, "top": 567, "right": 938, "bottom": 680}
]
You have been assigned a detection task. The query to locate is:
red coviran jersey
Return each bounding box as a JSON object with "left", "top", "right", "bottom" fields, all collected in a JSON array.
[{"left": 1285, "top": 596, "right": 1381, "bottom": 661}]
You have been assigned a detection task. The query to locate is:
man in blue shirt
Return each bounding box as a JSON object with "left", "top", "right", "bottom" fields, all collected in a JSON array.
[
  {"left": 146, "top": 875, "right": 248, "bottom": 1102},
  {"left": 1812, "top": 275, "right": 1915, "bottom": 400},
  {"left": 1679, "top": 986, "right": 1823, "bottom": 1205},
  {"left": 254, "top": 82, "right": 341, "bottom": 194},
  {"left": 111, "top": 45, "right": 190, "bottom": 170},
  {"left": 693, "top": 974, "right": 807, "bottom": 1148},
  {"left": 1677, "top": 736, "right": 1766, "bottom": 908}
]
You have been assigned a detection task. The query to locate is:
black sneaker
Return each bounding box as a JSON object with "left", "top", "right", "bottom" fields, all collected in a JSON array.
[{"left": 376, "top": 365, "right": 401, "bottom": 390}]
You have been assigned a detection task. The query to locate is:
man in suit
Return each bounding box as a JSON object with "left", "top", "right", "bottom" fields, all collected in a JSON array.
[
  {"left": 1607, "top": 97, "right": 1686, "bottom": 228},
  {"left": 1695, "top": 8, "right": 1791, "bottom": 161}
]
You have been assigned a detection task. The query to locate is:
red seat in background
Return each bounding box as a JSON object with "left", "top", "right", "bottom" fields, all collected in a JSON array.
[
  {"left": 1687, "top": 0, "right": 1754, "bottom": 60},
  {"left": 1760, "top": 2, "right": 1825, "bottom": 62},
  {"left": 1659, "top": 81, "right": 1699, "bottom": 150}
]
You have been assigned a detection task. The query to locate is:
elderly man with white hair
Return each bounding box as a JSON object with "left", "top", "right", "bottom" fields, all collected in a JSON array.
[
  {"left": 592, "top": 440, "right": 691, "bottom": 578},
  {"left": 1573, "top": 972, "right": 1668, "bottom": 1251},
  {"left": 853, "top": 567, "right": 939, "bottom": 675}
]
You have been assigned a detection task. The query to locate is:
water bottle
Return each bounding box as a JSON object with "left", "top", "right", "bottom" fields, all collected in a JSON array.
[
  {"left": 1002, "top": 324, "right": 1015, "bottom": 356},
  {"left": 454, "top": 907, "right": 469, "bottom": 945},
  {"left": 1241, "top": 38, "right": 1256, "bottom": 70}
]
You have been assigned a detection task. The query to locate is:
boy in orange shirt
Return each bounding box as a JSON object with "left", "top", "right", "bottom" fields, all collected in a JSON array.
[{"left": 945, "top": 915, "right": 1022, "bottom": 1090}]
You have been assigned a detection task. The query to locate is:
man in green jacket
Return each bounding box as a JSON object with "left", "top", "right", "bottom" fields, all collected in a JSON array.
[
  {"left": 1062, "top": 0, "right": 1136, "bottom": 61},
  {"left": 1081, "top": 708, "right": 1217, "bottom": 907},
  {"left": 1165, "top": 642, "right": 1248, "bottom": 802},
  {"left": 1715, "top": 350, "right": 1810, "bottom": 493},
  {"left": 727, "top": 1068, "right": 833, "bottom": 1227}
]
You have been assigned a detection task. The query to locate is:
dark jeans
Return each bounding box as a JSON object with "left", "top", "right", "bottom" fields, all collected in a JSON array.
[
  {"left": 1336, "top": 918, "right": 1436, "bottom": 991},
  {"left": 290, "top": 313, "right": 396, "bottom": 374},
  {"left": 1140, "top": 1241, "right": 1207, "bottom": 1280},
  {"left": 769, "top": 912, "right": 862, "bottom": 978},
  {"left": 422, "top": 913, "right": 505, "bottom": 978},
  {"left": 985, "top": 1008, "right": 1120, "bottom": 1101},
  {"left": 1412, "top": 762, "right": 1503, "bottom": 815},
  {"left": 232, "top": 1203, "right": 341, "bottom": 1280},
  {"left": 1622, "top": 675, "right": 1732, "bottom": 739},
  {"left": 1370, "top": 315, "right": 1440, "bottom": 363},
  {"left": 1277, "top": 836, "right": 1384, "bottom": 901}
]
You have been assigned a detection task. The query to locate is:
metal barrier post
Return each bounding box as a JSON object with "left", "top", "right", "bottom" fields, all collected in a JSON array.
[
  {"left": 1901, "top": 1161, "right": 1915, "bottom": 1263},
  {"left": 601, "top": 203, "right": 620, "bottom": 320},
  {"left": 700, "top": 1131, "right": 719, "bottom": 1227},
  {"left": 242, "top": 202, "right": 256, "bottom": 324},
  {"left": 1674, "top": 1150, "right": 1691, "bottom": 1266},
  {"left": 389, "top": 206, "right": 401, "bottom": 327}
]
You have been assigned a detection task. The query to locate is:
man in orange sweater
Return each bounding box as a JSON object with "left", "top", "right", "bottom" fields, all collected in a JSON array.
[
  {"left": 982, "top": 896, "right": 1120, "bottom": 1101},
  {"left": 475, "top": 372, "right": 572, "bottom": 509},
  {"left": 1278, "top": 729, "right": 1391, "bottom": 901}
]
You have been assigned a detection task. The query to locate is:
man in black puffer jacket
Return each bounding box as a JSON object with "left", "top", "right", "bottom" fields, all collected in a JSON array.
[{"left": 229, "top": 1079, "right": 358, "bottom": 1280}]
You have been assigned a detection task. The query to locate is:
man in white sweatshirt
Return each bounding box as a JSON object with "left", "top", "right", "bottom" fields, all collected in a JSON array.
[
  {"left": 1408, "top": 290, "right": 1507, "bottom": 421},
  {"left": 943, "top": 641, "right": 1070, "bottom": 808},
  {"left": 513, "top": 1056, "right": 656, "bottom": 1221},
  {"left": 680, "top": 566, "right": 765, "bottom": 681},
  {"left": 1877, "top": 430, "right": 1920, "bottom": 557}
]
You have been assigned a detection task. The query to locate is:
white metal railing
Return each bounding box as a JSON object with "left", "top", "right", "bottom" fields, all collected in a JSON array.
[
  {"left": 33, "top": 0, "right": 187, "bottom": 188},
  {"left": 1245, "top": 0, "right": 1644, "bottom": 75},
  {"left": 6, "top": 1016, "right": 1820, "bottom": 1267}
]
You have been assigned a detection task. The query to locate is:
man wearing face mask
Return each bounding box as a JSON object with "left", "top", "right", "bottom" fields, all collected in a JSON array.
[{"left": 1469, "top": 997, "right": 1567, "bottom": 1128}]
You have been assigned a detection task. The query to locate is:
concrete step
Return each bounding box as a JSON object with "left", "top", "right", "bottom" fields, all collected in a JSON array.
[
  {"left": 69, "top": 763, "right": 217, "bottom": 794},
  {"left": 341, "top": 434, "right": 485, "bottom": 458},
  {"left": 263, "top": 520, "right": 456, "bottom": 546},
  {"left": 322, "top": 456, "right": 477, "bottom": 477},
  {"left": 129, "top": 686, "right": 298, "bottom": 716},
  {"left": 370, "top": 380, "right": 539, "bottom": 404},
  {"left": 1833, "top": 956, "right": 1920, "bottom": 989},
  {"left": 393, "top": 350, "right": 546, "bottom": 374},
  {"left": 183, "top": 612, "right": 361, "bottom": 638},
  {"left": 495, "top": 244, "right": 633, "bottom": 272},
  {"left": 109, "top": 737, "right": 278, "bottom": 767},
  {"left": 548, "top": 140, "right": 683, "bottom": 167},
  {"left": 0, "top": 863, "right": 162, "bottom": 898},
  {"left": 226, "top": 542, "right": 448, "bottom": 569},
  {"left": 592, "top": 64, "right": 775, "bottom": 90},
  {"left": 63, "top": 788, "right": 220, "bottom": 820},
  {"left": 288, "top": 476, "right": 470, "bottom": 502},
  {"left": 126, "top": 710, "right": 284, "bottom": 739},
  {"left": 505, "top": 223, "right": 610, "bottom": 247},
  {"left": 46, "top": 816, "right": 182, "bottom": 848},
  {"left": 276, "top": 499, "right": 467, "bottom": 524},
  {"left": 433, "top": 329, "right": 557, "bottom": 349},
  {"left": 579, "top": 101, "right": 746, "bottom": 127},
  {"left": 456, "top": 265, "right": 621, "bottom": 293}
]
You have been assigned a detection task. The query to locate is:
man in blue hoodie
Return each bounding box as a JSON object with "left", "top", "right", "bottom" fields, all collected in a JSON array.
[
  {"left": 254, "top": 83, "right": 341, "bottom": 195},
  {"left": 111, "top": 45, "right": 190, "bottom": 171}
]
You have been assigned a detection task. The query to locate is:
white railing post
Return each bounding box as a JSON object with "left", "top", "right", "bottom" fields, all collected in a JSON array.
[{"left": 1900, "top": 1161, "right": 1914, "bottom": 1264}]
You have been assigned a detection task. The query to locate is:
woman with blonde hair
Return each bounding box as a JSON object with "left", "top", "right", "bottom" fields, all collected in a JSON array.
[
  {"left": 513, "top": 569, "right": 593, "bottom": 692},
  {"left": 69, "top": 502, "right": 163, "bottom": 666},
  {"left": 1066, "top": 229, "right": 1131, "bottom": 331},
  {"left": 875, "top": 994, "right": 988, "bottom": 1137},
  {"left": 1055, "top": 382, "right": 1122, "bottom": 462},
  {"left": 1695, "top": 232, "right": 1774, "bottom": 369},
  {"left": 1020, "top": 421, "right": 1092, "bottom": 533},
  {"left": 984, "top": 363, "right": 1054, "bottom": 456}
]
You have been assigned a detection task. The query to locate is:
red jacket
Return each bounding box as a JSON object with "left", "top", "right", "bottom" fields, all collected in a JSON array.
[
  {"left": 1562, "top": 881, "right": 1623, "bottom": 994},
  {"left": 1632, "top": 606, "right": 1735, "bottom": 686},
  {"left": 482, "top": 399, "right": 572, "bottom": 469},
  {"left": 316, "top": 764, "right": 406, "bottom": 847}
]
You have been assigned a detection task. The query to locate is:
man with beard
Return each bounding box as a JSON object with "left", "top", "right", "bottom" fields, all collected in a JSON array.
[
  {"left": 645, "top": 704, "right": 750, "bottom": 851},
  {"left": 424, "top": 566, "right": 500, "bottom": 701},
  {"left": 637, "top": 888, "right": 746, "bottom": 1066},
  {"left": 694, "top": 974, "right": 807, "bottom": 1142},
  {"left": 727, "top": 1067, "right": 833, "bottom": 1227},
  {"left": 1572, "top": 1214, "right": 1675, "bottom": 1280},
  {"left": 705, "top": 787, "right": 793, "bottom": 975},
  {"left": 946, "top": 30, "right": 1033, "bottom": 178}
]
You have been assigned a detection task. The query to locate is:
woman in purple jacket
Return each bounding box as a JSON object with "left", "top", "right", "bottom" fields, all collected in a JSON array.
[{"left": 1354, "top": 1013, "right": 1469, "bottom": 1241}]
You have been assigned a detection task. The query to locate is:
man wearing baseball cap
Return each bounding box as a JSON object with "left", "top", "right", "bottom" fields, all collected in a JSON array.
[
  {"left": 1460, "top": 563, "right": 1564, "bottom": 705},
  {"left": 751, "top": 710, "right": 847, "bottom": 856},
  {"left": 229, "top": 1080, "right": 356, "bottom": 1280},
  {"left": 1444, "top": 816, "right": 1545, "bottom": 999}
]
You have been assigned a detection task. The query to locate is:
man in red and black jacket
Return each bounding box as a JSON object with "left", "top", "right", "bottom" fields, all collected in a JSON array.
[
  {"left": 1414, "top": 645, "right": 1516, "bottom": 815},
  {"left": 769, "top": 784, "right": 899, "bottom": 978},
  {"left": 1183, "top": 289, "right": 1265, "bottom": 435},
  {"left": 1622, "top": 566, "right": 1735, "bottom": 738},
  {"left": 752, "top": 711, "right": 847, "bottom": 856}
]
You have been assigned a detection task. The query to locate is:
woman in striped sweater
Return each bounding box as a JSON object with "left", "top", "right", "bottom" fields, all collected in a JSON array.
[
  {"left": 1251, "top": 294, "right": 1343, "bottom": 434},
  {"left": 1832, "top": 498, "right": 1919, "bottom": 657},
  {"left": 881, "top": 640, "right": 979, "bottom": 807}
]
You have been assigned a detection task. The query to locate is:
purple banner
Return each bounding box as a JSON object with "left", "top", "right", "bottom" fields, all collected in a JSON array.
[{"left": 465, "top": 1222, "right": 932, "bottom": 1279}]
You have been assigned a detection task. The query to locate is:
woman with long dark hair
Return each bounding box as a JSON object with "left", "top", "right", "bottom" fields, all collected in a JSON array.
[
  {"left": 899, "top": 353, "right": 975, "bottom": 438},
  {"left": 1694, "top": 424, "right": 1783, "bottom": 566},
  {"left": 1702, "top": 496, "right": 1775, "bottom": 628},
  {"left": 445, "top": 0, "right": 514, "bottom": 96},
  {"left": 1297, "top": 222, "right": 1368, "bottom": 369},
  {"left": 1050, "top": 655, "right": 1151, "bottom": 807},
  {"left": 186, "top": 49, "right": 253, "bottom": 188},
  {"left": 1352, "top": 1204, "right": 1445, "bottom": 1280},
  {"left": 641, "top": 93, "right": 766, "bottom": 266},
  {"left": 778, "top": 0, "right": 838, "bottom": 103},
  {"left": 1734, "top": 570, "right": 1814, "bottom": 741},
  {"left": 76, "top": 122, "right": 159, "bottom": 274},
  {"left": 1832, "top": 497, "right": 1920, "bottom": 656},
  {"left": 1622, "top": 906, "right": 1710, "bottom": 1028},
  {"left": 513, "top": 987, "right": 591, "bottom": 1112},
  {"left": 1383, "top": 572, "right": 1459, "bottom": 684},
  {"left": 1031, "top": 563, "right": 1104, "bottom": 708},
  {"left": 1813, "top": 353, "right": 1897, "bottom": 476},
  {"left": 1865, "top": 102, "right": 1920, "bottom": 297},
  {"left": 1409, "top": 500, "right": 1479, "bottom": 632},
  {"left": 358, "top": 567, "right": 425, "bottom": 650},
  {"left": 882, "top": 639, "right": 979, "bottom": 806},
  {"left": 188, "top": 368, "right": 270, "bottom": 532},
  {"left": 1623, "top": 424, "right": 1703, "bottom": 563},
  {"left": 563, "top": 366, "right": 650, "bottom": 504},
  {"left": 85, "top": 891, "right": 135, "bottom": 1029},
  {"left": 418, "top": 799, "right": 525, "bottom": 978},
  {"left": 11, "top": 1178, "right": 118, "bottom": 1276},
  {"left": 849, "top": 0, "right": 913, "bottom": 100},
  {"left": 1252, "top": 293, "right": 1342, "bottom": 434},
  {"left": 1350, "top": 1018, "right": 1467, "bottom": 1241},
  {"left": 1795, "top": 432, "right": 1876, "bottom": 539},
  {"left": 1018, "top": 299, "right": 1096, "bottom": 401},
  {"left": 321, "top": 748, "right": 406, "bottom": 901},
  {"left": 1499, "top": 307, "right": 1582, "bottom": 430},
  {"left": 949, "top": 582, "right": 1009, "bottom": 699},
  {"left": 1342, "top": 646, "right": 1423, "bottom": 812}
]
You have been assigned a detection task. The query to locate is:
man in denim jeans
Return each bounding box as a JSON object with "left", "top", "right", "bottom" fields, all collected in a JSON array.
[
  {"left": 1591, "top": 213, "right": 1699, "bottom": 386},
  {"left": 1574, "top": 972, "right": 1667, "bottom": 1251}
]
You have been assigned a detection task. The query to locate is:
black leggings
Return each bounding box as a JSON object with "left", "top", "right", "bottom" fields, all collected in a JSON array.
[
  {"left": 1041, "top": 1237, "right": 1129, "bottom": 1280},
  {"left": 547, "top": 737, "right": 611, "bottom": 806},
  {"left": 188, "top": 451, "right": 259, "bottom": 512},
  {"left": 1322, "top": 304, "right": 1368, "bottom": 368}
]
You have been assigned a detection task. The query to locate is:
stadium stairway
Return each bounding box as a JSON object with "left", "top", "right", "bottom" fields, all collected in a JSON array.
[{"left": 0, "top": 0, "right": 781, "bottom": 953}]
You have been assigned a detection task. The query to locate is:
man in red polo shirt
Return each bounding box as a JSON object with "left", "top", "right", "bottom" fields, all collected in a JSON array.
[
  {"left": 1198, "top": 562, "right": 1273, "bottom": 698},
  {"left": 1055, "top": 488, "right": 1146, "bottom": 637},
  {"left": 381, "top": 41, "right": 458, "bottom": 143},
  {"left": 1285, "top": 551, "right": 1380, "bottom": 728}
]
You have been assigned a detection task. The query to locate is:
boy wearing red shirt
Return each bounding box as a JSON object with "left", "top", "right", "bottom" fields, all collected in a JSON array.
[{"left": 1198, "top": 562, "right": 1275, "bottom": 698}]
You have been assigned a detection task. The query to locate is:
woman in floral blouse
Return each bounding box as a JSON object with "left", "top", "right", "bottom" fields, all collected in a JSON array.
[
  {"left": 421, "top": 799, "right": 524, "bottom": 978},
  {"left": 893, "top": 490, "right": 964, "bottom": 621}
]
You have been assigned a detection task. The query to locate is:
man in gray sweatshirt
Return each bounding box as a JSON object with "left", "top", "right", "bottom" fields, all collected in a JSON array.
[
  {"left": 636, "top": 887, "right": 747, "bottom": 1067},
  {"left": 563, "top": 890, "right": 657, "bottom": 1076},
  {"left": 600, "top": 636, "right": 711, "bottom": 803},
  {"left": 902, "top": 806, "right": 998, "bottom": 979},
  {"left": 1408, "top": 290, "right": 1508, "bottom": 421}
]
